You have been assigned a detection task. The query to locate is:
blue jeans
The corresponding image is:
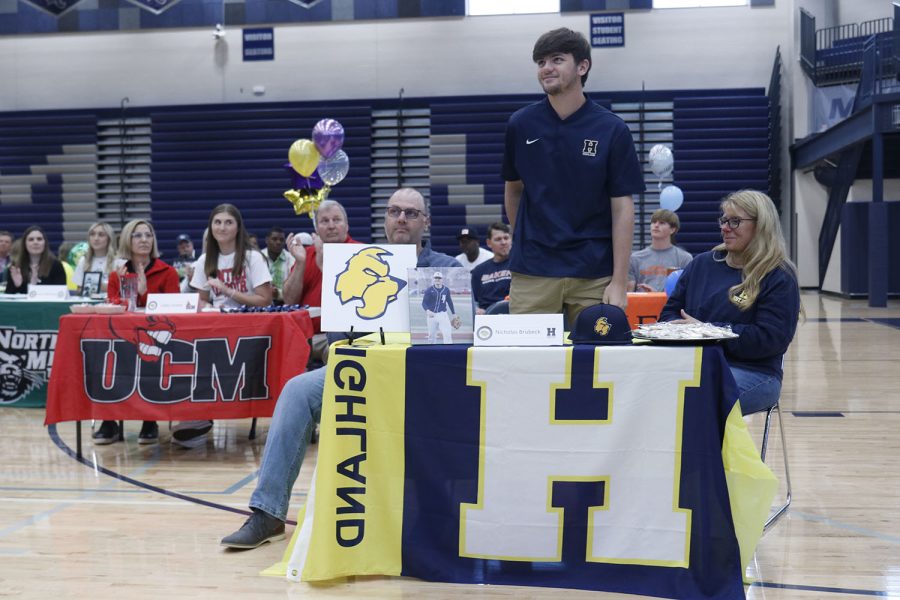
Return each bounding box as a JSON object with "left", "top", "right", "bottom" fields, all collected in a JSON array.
[
  {"left": 731, "top": 366, "right": 782, "bottom": 416},
  {"left": 249, "top": 366, "right": 326, "bottom": 522}
]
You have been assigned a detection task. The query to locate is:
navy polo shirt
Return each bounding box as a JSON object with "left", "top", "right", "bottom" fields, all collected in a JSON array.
[{"left": 502, "top": 97, "right": 645, "bottom": 278}]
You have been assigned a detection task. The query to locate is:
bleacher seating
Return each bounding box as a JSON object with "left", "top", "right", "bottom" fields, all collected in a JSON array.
[
  {"left": 0, "top": 113, "right": 98, "bottom": 250},
  {"left": 673, "top": 91, "right": 770, "bottom": 255},
  {"left": 814, "top": 33, "right": 895, "bottom": 85},
  {"left": 0, "top": 89, "right": 773, "bottom": 264},
  {"left": 804, "top": 12, "right": 896, "bottom": 87},
  {"left": 149, "top": 105, "right": 373, "bottom": 251},
  {"left": 427, "top": 99, "right": 524, "bottom": 255}
]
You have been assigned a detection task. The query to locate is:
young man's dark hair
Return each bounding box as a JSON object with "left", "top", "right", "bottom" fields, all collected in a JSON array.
[
  {"left": 486, "top": 222, "right": 511, "bottom": 238},
  {"left": 532, "top": 28, "right": 592, "bottom": 86},
  {"left": 267, "top": 226, "right": 285, "bottom": 237},
  {"left": 650, "top": 209, "right": 680, "bottom": 244}
]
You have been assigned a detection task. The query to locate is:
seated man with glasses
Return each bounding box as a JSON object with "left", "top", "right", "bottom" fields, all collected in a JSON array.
[
  {"left": 659, "top": 190, "right": 801, "bottom": 416},
  {"left": 221, "top": 188, "right": 460, "bottom": 550}
]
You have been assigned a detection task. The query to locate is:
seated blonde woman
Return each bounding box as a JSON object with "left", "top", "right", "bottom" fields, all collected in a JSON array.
[
  {"left": 94, "top": 219, "right": 180, "bottom": 446},
  {"left": 660, "top": 190, "right": 801, "bottom": 415},
  {"left": 74, "top": 222, "right": 117, "bottom": 295}
]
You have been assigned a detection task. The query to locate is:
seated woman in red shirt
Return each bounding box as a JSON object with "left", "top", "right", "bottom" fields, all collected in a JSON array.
[
  {"left": 107, "top": 219, "right": 180, "bottom": 308},
  {"left": 95, "top": 219, "right": 180, "bottom": 446}
]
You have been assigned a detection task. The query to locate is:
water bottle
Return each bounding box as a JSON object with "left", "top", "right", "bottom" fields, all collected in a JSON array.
[{"left": 122, "top": 274, "right": 138, "bottom": 311}]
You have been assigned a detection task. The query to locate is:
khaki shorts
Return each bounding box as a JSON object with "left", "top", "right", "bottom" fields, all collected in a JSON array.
[{"left": 509, "top": 273, "right": 612, "bottom": 327}]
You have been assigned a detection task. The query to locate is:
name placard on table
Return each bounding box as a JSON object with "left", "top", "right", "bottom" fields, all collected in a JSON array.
[
  {"left": 26, "top": 285, "right": 69, "bottom": 301},
  {"left": 145, "top": 293, "right": 200, "bottom": 314},
  {"left": 473, "top": 314, "right": 565, "bottom": 346}
]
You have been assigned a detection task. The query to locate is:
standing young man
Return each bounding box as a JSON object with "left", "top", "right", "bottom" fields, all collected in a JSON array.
[{"left": 502, "top": 28, "right": 645, "bottom": 325}]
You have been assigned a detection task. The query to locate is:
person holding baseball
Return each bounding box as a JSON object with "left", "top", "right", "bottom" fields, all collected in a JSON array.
[{"left": 421, "top": 271, "right": 459, "bottom": 344}]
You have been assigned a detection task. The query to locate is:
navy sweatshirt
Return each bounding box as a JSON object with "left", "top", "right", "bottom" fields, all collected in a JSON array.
[{"left": 659, "top": 251, "right": 800, "bottom": 379}]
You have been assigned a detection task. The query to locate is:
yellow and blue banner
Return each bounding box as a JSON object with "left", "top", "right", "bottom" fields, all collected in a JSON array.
[{"left": 279, "top": 340, "right": 775, "bottom": 599}]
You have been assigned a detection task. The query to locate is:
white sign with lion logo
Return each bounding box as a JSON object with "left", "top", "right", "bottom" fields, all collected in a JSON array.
[{"left": 321, "top": 243, "right": 417, "bottom": 332}]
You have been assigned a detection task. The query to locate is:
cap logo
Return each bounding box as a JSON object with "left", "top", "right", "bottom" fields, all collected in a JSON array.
[{"left": 568, "top": 304, "right": 632, "bottom": 345}]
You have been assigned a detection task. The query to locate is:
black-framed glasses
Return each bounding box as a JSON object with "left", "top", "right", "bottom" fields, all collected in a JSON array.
[
  {"left": 718, "top": 216, "right": 756, "bottom": 230},
  {"left": 386, "top": 207, "right": 422, "bottom": 220}
]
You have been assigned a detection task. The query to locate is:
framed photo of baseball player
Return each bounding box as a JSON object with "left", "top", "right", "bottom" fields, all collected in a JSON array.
[{"left": 407, "top": 267, "right": 473, "bottom": 345}]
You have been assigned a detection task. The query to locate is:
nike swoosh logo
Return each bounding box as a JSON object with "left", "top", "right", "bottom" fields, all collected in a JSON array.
[{"left": 526, "top": 138, "right": 540, "bottom": 145}]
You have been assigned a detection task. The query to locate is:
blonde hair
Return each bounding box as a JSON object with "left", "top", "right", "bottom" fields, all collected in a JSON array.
[
  {"left": 715, "top": 190, "right": 796, "bottom": 310},
  {"left": 84, "top": 222, "right": 117, "bottom": 274},
  {"left": 117, "top": 220, "right": 160, "bottom": 261}
]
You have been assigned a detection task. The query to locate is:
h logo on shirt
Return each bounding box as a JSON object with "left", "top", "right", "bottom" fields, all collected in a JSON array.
[{"left": 582, "top": 139, "right": 598, "bottom": 157}]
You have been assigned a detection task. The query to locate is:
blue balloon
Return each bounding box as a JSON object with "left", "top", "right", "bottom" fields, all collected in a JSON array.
[
  {"left": 660, "top": 185, "right": 684, "bottom": 211},
  {"left": 665, "top": 269, "right": 683, "bottom": 297}
]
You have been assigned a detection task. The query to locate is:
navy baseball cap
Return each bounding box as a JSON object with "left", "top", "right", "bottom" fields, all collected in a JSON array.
[
  {"left": 456, "top": 226, "right": 479, "bottom": 240},
  {"left": 568, "top": 304, "right": 633, "bottom": 345},
  {"left": 176, "top": 234, "right": 192, "bottom": 244}
]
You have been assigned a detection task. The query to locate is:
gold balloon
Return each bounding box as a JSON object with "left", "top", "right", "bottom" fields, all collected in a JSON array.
[
  {"left": 288, "top": 139, "right": 321, "bottom": 177},
  {"left": 284, "top": 186, "right": 331, "bottom": 218}
]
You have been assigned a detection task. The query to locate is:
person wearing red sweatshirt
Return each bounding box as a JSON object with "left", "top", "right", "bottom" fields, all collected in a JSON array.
[{"left": 96, "top": 219, "right": 180, "bottom": 445}]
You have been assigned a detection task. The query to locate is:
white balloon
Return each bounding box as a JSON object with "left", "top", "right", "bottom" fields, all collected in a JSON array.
[
  {"left": 660, "top": 185, "right": 684, "bottom": 212},
  {"left": 318, "top": 150, "right": 349, "bottom": 186},
  {"left": 648, "top": 144, "right": 674, "bottom": 179}
]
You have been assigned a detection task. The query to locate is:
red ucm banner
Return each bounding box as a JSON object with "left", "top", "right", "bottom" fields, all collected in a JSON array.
[{"left": 45, "top": 311, "right": 313, "bottom": 424}]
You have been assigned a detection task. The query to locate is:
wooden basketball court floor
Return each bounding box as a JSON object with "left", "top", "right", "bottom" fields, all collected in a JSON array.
[{"left": 1, "top": 291, "right": 898, "bottom": 599}]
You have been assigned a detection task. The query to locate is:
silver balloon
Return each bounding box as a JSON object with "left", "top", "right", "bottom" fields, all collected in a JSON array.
[
  {"left": 317, "top": 150, "right": 349, "bottom": 186},
  {"left": 648, "top": 144, "right": 674, "bottom": 179}
]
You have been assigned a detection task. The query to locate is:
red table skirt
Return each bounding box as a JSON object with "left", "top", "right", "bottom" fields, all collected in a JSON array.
[{"left": 45, "top": 311, "right": 313, "bottom": 424}]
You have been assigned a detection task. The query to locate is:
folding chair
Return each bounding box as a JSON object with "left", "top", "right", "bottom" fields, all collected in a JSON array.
[{"left": 756, "top": 399, "right": 792, "bottom": 529}]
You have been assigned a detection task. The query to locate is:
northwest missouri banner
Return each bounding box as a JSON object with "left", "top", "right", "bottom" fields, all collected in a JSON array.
[
  {"left": 279, "top": 341, "right": 776, "bottom": 599},
  {"left": 0, "top": 301, "right": 73, "bottom": 408}
]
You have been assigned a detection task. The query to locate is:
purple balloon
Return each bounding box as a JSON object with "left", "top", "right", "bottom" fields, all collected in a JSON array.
[
  {"left": 312, "top": 119, "right": 345, "bottom": 159},
  {"left": 283, "top": 163, "right": 322, "bottom": 189}
]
